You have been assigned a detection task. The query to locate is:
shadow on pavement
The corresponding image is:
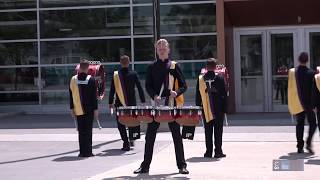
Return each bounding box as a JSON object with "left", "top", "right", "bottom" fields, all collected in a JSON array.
[
  {"left": 102, "top": 173, "right": 190, "bottom": 180},
  {"left": 278, "top": 152, "right": 316, "bottom": 160},
  {"left": 186, "top": 157, "right": 220, "bottom": 163},
  {"left": 305, "top": 159, "right": 320, "bottom": 165},
  {"left": 52, "top": 156, "right": 87, "bottom": 162},
  {"left": 98, "top": 149, "right": 137, "bottom": 156},
  {"left": 0, "top": 139, "right": 120, "bottom": 165}
]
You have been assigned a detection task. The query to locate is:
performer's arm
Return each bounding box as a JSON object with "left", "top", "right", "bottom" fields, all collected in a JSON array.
[
  {"left": 195, "top": 78, "right": 202, "bottom": 106},
  {"left": 90, "top": 78, "right": 98, "bottom": 110},
  {"left": 135, "top": 72, "right": 146, "bottom": 103},
  {"left": 173, "top": 64, "right": 187, "bottom": 97},
  {"left": 220, "top": 77, "right": 228, "bottom": 114},
  {"left": 109, "top": 75, "right": 115, "bottom": 105},
  {"left": 145, "top": 65, "right": 156, "bottom": 98},
  {"left": 311, "top": 79, "right": 320, "bottom": 109},
  {"left": 69, "top": 87, "right": 74, "bottom": 110}
]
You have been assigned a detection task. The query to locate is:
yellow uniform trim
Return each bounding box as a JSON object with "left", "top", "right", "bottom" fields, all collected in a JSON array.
[
  {"left": 113, "top": 71, "right": 127, "bottom": 106},
  {"left": 288, "top": 68, "right": 304, "bottom": 115},
  {"left": 170, "top": 61, "right": 184, "bottom": 107},
  {"left": 315, "top": 74, "right": 320, "bottom": 92},
  {"left": 70, "top": 75, "right": 84, "bottom": 116},
  {"left": 199, "top": 74, "right": 214, "bottom": 122}
]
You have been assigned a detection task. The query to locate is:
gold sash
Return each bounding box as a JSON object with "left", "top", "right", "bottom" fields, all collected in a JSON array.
[
  {"left": 288, "top": 68, "right": 304, "bottom": 115},
  {"left": 315, "top": 74, "right": 320, "bottom": 92},
  {"left": 199, "top": 74, "right": 214, "bottom": 122},
  {"left": 70, "top": 75, "right": 84, "bottom": 116},
  {"left": 113, "top": 71, "right": 127, "bottom": 106},
  {"left": 169, "top": 61, "right": 184, "bottom": 107}
]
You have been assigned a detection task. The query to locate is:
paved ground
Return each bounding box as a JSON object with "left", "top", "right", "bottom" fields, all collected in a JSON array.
[{"left": 0, "top": 113, "right": 319, "bottom": 180}]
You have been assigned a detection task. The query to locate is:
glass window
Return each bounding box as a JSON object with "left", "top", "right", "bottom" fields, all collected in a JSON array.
[
  {"left": 134, "top": 38, "right": 154, "bottom": 61},
  {"left": 0, "top": 0, "right": 36, "bottom": 10},
  {"left": 42, "top": 91, "right": 68, "bottom": 105},
  {"left": 40, "top": 0, "right": 129, "bottom": 8},
  {"left": 134, "top": 35, "right": 216, "bottom": 62},
  {"left": 310, "top": 32, "right": 320, "bottom": 70},
  {"left": 133, "top": 6, "right": 153, "bottom": 35},
  {"left": 41, "top": 66, "right": 74, "bottom": 90},
  {"left": 0, "top": 11, "right": 37, "bottom": 40},
  {"left": 0, "top": 67, "right": 38, "bottom": 91},
  {"left": 0, "top": 93, "right": 39, "bottom": 105},
  {"left": 40, "top": 39, "right": 131, "bottom": 64},
  {"left": 40, "top": 8, "right": 130, "bottom": 38},
  {"left": 133, "top": 0, "right": 213, "bottom": 3},
  {"left": 0, "top": 42, "right": 38, "bottom": 66},
  {"left": 160, "top": 4, "right": 216, "bottom": 34}
]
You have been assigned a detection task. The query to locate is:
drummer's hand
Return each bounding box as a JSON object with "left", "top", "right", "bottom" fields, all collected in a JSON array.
[
  {"left": 313, "top": 108, "right": 317, "bottom": 114},
  {"left": 170, "top": 90, "right": 177, "bottom": 98},
  {"left": 94, "top": 110, "right": 99, "bottom": 120},
  {"left": 70, "top": 109, "right": 76, "bottom": 119},
  {"left": 154, "top": 95, "right": 161, "bottom": 104}
]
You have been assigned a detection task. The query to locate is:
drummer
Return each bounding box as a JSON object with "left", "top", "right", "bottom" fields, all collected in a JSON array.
[
  {"left": 109, "top": 55, "right": 146, "bottom": 151},
  {"left": 195, "top": 58, "right": 227, "bottom": 158},
  {"left": 134, "top": 39, "right": 189, "bottom": 174}
]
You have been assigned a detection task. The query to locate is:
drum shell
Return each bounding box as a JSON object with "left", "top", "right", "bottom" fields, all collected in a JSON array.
[
  {"left": 175, "top": 109, "right": 201, "bottom": 126},
  {"left": 154, "top": 108, "right": 175, "bottom": 123},
  {"left": 117, "top": 109, "right": 140, "bottom": 127}
]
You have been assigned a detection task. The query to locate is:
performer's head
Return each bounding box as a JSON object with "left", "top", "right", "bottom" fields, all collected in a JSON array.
[
  {"left": 206, "top": 58, "right": 218, "bottom": 71},
  {"left": 156, "top": 39, "right": 170, "bottom": 61},
  {"left": 298, "top": 52, "right": 309, "bottom": 65},
  {"left": 120, "top": 55, "right": 130, "bottom": 68},
  {"left": 79, "top": 59, "right": 89, "bottom": 73}
]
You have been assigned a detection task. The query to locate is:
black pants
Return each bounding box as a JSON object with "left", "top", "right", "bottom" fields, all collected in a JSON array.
[
  {"left": 317, "top": 111, "right": 320, "bottom": 133},
  {"left": 77, "top": 112, "right": 93, "bottom": 156},
  {"left": 204, "top": 116, "right": 224, "bottom": 155},
  {"left": 116, "top": 116, "right": 140, "bottom": 144},
  {"left": 296, "top": 110, "right": 317, "bottom": 150},
  {"left": 141, "top": 121, "right": 187, "bottom": 169}
]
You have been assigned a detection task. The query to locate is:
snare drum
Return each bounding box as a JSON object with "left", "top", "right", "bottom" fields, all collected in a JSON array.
[
  {"left": 117, "top": 106, "right": 140, "bottom": 127},
  {"left": 175, "top": 106, "right": 202, "bottom": 126},
  {"left": 134, "top": 106, "right": 154, "bottom": 123},
  {"left": 154, "top": 106, "right": 175, "bottom": 123}
]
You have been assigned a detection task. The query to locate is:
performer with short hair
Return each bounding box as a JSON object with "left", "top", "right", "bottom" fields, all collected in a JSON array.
[
  {"left": 70, "top": 59, "right": 98, "bottom": 157},
  {"left": 195, "top": 58, "right": 227, "bottom": 158},
  {"left": 109, "top": 55, "right": 145, "bottom": 151},
  {"left": 134, "top": 39, "right": 189, "bottom": 174},
  {"left": 288, "top": 52, "right": 317, "bottom": 154}
]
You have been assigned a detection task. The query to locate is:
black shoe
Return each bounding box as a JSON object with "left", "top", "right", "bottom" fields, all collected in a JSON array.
[
  {"left": 130, "top": 140, "right": 135, "bottom": 147},
  {"left": 133, "top": 167, "right": 149, "bottom": 174},
  {"left": 214, "top": 153, "right": 226, "bottom": 158},
  {"left": 297, "top": 149, "right": 304, "bottom": 154},
  {"left": 306, "top": 146, "right": 315, "bottom": 155},
  {"left": 79, "top": 153, "right": 94, "bottom": 157},
  {"left": 179, "top": 167, "right": 189, "bottom": 174},
  {"left": 121, "top": 143, "right": 130, "bottom": 151},
  {"left": 204, "top": 151, "right": 212, "bottom": 158}
]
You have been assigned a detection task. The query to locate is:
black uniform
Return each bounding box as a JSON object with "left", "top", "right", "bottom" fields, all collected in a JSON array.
[
  {"left": 311, "top": 75, "right": 320, "bottom": 132},
  {"left": 69, "top": 73, "right": 97, "bottom": 156},
  {"left": 140, "top": 59, "right": 187, "bottom": 170},
  {"left": 109, "top": 67, "right": 145, "bottom": 144},
  {"left": 195, "top": 71, "right": 227, "bottom": 156},
  {"left": 294, "top": 65, "right": 317, "bottom": 150}
]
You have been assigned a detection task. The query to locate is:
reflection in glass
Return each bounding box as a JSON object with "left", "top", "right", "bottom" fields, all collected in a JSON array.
[
  {"left": 0, "top": 11, "right": 37, "bottom": 40},
  {"left": 41, "top": 39, "right": 131, "bottom": 64},
  {"left": 0, "top": 42, "right": 38, "bottom": 66},
  {"left": 0, "top": 93, "right": 39, "bottom": 105},
  {"left": 133, "top": 6, "right": 153, "bottom": 35},
  {"left": 41, "top": 67, "right": 74, "bottom": 90},
  {"left": 42, "top": 92, "right": 69, "bottom": 105},
  {"left": 310, "top": 32, "right": 320, "bottom": 70},
  {"left": 0, "top": 0, "right": 36, "bottom": 9},
  {"left": 134, "top": 38, "right": 154, "bottom": 61},
  {"left": 133, "top": 0, "right": 211, "bottom": 3},
  {"left": 271, "top": 33, "right": 293, "bottom": 106},
  {"left": 240, "top": 35, "right": 263, "bottom": 105},
  {"left": 160, "top": 4, "right": 216, "bottom": 34},
  {"left": 40, "top": 0, "right": 129, "bottom": 8},
  {"left": 0, "top": 68, "right": 38, "bottom": 91},
  {"left": 41, "top": 8, "right": 130, "bottom": 38}
]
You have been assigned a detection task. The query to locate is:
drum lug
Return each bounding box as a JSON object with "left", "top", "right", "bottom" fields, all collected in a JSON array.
[
  {"left": 174, "top": 109, "right": 177, "bottom": 116},
  {"left": 135, "top": 110, "right": 138, "bottom": 116},
  {"left": 189, "top": 110, "right": 192, "bottom": 116}
]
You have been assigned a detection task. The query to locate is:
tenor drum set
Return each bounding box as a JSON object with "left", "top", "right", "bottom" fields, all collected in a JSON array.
[{"left": 116, "top": 106, "right": 203, "bottom": 127}]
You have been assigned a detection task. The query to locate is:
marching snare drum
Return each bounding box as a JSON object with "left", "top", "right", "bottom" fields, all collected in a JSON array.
[
  {"left": 117, "top": 106, "right": 140, "bottom": 127},
  {"left": 154, "top": 106, "right": 175, "bottom": 123},
  {"left": 175, "top": 106, "right": 202, "bottom": 126},
  {"left": 134, "top": 106, "right": 154, "bottom": 123}
]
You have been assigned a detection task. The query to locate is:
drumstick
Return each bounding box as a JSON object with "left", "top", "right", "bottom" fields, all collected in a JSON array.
[
  {"left": 110, "top": 107, "right": 114, "bottom": 115},
  {"left": 291, "top": 115, "right": 295, "bottom": 124},
  {"left": 73, "top": 117, "right": 78, "bottom": 131},
  {"left": 96, "top": 119, "right": 102, "bottom": 130},
  {"left": 224, "top": 113, "right": 229, "bottom": 126}
]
